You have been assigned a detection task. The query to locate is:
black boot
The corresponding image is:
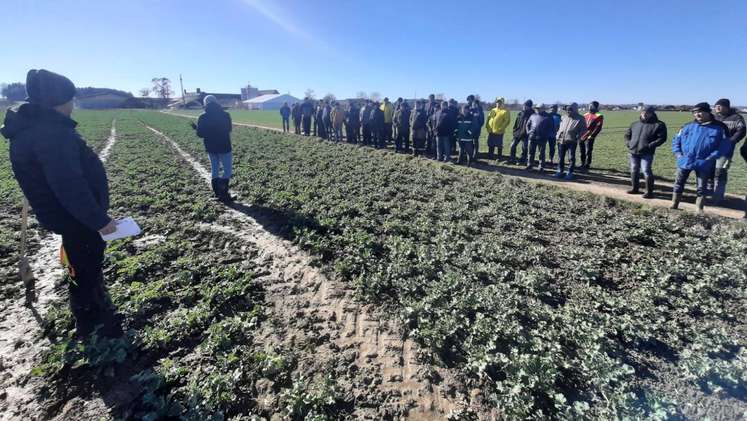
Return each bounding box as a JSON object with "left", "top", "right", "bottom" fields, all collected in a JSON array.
[
  {"left": 211, "top": 178, "right": 222, "bottom": 200},
  {"left": 627, "top": 173, "right": 640, "bottom": 194},
  {"left": 219, "top": 178, "right": 234, "bottom": 203},
  {"left": 642, "top": 176, "right": 655, "bottom": 199}
]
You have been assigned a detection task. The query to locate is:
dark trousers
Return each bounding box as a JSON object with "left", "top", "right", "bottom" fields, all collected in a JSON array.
[
  {"left": 395, "top": 126, "right": 410, "bottom": 151},
  {"left": 579, "top": 138, "right": 596, "bottom": 167},
  {"left": 293, "top": 119, "right": 301, "bottom": 134},
  {"left": 384, "top": 123, "right": 393, "bottom": 142},
  {"left": 674, "top": 168, "right": 708, "bottom": 196},
  {"left": 547, "top": 137, "right": 557, "bottom": 162},
  {"left": 362, "top": 124, "right": 371, "bottom": 145},
  {"left": 510, "top": 135, "right": 528, "bottom": 163},
  {"left": 377, "top": 126, "right": 387, "bottom": 148},
  {"left": 302, "top": 116, "right": 311, "bottom": 136},
  {"left": 472, "top": 128, "right": 481, "bottom": 159},
  {"left": 487, "top": 133, "right": 504, "bottom": 159},
  {"left": 458, "top": 139, "right": 475, "bottom": 166},
  {"left": 282, "top": 117, "right": 290, "bottom": 132},
  {"left": 528, "top": 137, "right": 548, "bottom": 168},
  {"left": 61, "top": 223, "right": 120, "bottom": 337},
  {"left": 412, "top": 129, "right": 427, "bottom": 156},
  {"left": 557, "top": 142, "right": 577, "bottom": 174}
]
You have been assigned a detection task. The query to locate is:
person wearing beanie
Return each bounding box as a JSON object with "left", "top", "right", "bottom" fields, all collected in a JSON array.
[
  {"left": 709, "top": 98, "right": 746, "bottom": 203},
  {"left": 467, "top": 95, "right": 485, "bottom": 161},
  {"left": 579, "top": 100, "right": 604, "bottom": 171},
  {"left": 554, "top": 102, "right": 587, "bottom": 180},
  {"left": 525, "top": 103, "right": 554, "bottom": 171},
  {"left": 485, "top": 97, "right": 511, "bottom": 161},
  {"left": 192, "top": 94, "right": 234, "bottom": 202},
  {"left": 624, "top": 106, "right": 668, "bottom": 198},
  {"left": 547, "top": 104, "right": 561, "bottom": 164},
  {"left": 279, "top": 101, "right": 291, "bottom": 133},
  {"left": 435, "top": 101, "right": 457, "bottom": 162},
  {"left": 509, "top": 99, "right": 535, "bottom": 165},
  {"left": 455, "top": 104, "right": 477, "bottom": 167},
  {"left": 670, "top": 102, "right": 730, "bottom": 213},
  {"left": 1, "top": 69, "right": 121, "bottom": 338}
]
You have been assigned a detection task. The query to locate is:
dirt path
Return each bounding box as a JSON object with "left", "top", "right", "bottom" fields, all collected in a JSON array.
[
  {"left": 164, "top": 111, "right": 745, "bottom": 220},
  {"left": 146, "top": 124, "right": 486, "bottom": 419},
  {"left": 0, "top": 122, "right": 118, "bottom": 421}
]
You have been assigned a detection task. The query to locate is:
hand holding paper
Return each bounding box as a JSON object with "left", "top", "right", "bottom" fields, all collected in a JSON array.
[{"left": 100, "top": 217, "right": 142, "bottom": 241}]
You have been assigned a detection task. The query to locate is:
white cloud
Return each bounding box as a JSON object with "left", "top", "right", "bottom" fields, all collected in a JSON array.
[{"left": 240, "top": 0, "right": 314, "bottom": 43}]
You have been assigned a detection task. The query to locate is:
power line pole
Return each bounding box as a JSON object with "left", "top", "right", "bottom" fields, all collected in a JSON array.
[{"left": 179, "top": 74, "right": 186, "bottom": 106}]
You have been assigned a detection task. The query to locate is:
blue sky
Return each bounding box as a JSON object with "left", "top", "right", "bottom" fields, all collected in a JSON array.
[{"left": 2, "top": 0, "right": 746, "bottom": 105}]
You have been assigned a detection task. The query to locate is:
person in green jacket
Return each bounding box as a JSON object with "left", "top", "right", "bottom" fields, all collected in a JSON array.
[
  {"left": 456, "top": 105, "right": 476, "bottom": 167},
  {"left": 485, "top": 97, "right": 511, "bottom": 161}
]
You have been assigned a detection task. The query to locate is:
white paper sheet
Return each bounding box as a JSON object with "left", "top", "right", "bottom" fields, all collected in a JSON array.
[{"left": 100, "top": 217, "right": 142, "bottom": 241}]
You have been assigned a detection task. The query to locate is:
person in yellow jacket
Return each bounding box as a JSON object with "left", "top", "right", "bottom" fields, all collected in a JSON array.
[
  {"left": 380, "top": 97, "right": 394, "bottom": 143},
  {"left": 485, "top": 97, "right": 511, "bottom": 160}
]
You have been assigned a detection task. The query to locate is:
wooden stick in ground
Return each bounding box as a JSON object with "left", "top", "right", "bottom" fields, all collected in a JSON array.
[{"left": 19, "top": 198, "right": 36, "bottom": 307}]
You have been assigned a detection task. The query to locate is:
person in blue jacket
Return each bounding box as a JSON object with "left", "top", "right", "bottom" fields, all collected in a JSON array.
[
  {"left": 279, "top": 102, "right": 291, "bottom": 133},
  {"left": 670, "top": 102, "right": 730, "bottom": 213},
  {"left": 548, "top": 104, "right": 561, "bottom": 164},
  {"left": 2, "top": 69, "right": 121, "bottom": 338}
]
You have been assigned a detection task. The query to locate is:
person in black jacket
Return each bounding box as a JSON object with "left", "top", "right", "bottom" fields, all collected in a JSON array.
[
  {"left": 624, "top": 106, "right": 667, "bottom": 198},
  {"left": 291, "top": 102, "right": 302, "bottom": 135},
  {"left": 711, "top": 98, "right": 746, "bottom": 203},
  {"left": 394, "top": 101, "right": 411, "bottom": 152},
  {"left": 192, "top": 95, "right": 234, "bottom": 202},
  {"left": 372, "top": 102, "right": 386, "bottom": 149},
  {"left": 435, "top": 101, "right": 457, "bottom": 162},
  {"left": 410, "top": 100, "right": 428, "bottom": 157},
  {"left": 509, "top": 100, "right": 534, "bottom": 165},
  {"left": 2, "top": 69, "right": 121, "bottom": 338},
  {"left": 467, "top": 95, "right": 485, "bottom": 161},
  {"left": 279, "top": 102, "right": 291, "bottom": 133},
  {"left": 345, "top": 101, "right": 360, "bottom": 144},
  {"left": 300, "top": 98, "right": 314, "bottom": 136}
]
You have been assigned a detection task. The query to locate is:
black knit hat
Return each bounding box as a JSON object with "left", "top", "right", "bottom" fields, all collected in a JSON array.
[
  {"left": 692, "top": 102, "right": 711, "bottom": 113},
  {"left": 25, "top": 69, "right": 76, "bottom": 108},
  {"left": 715, "top": 98, "right": 730, "bottom": 108},
  {"left": 644, "top": 106, "right": 656, "bottom": 113},
  {"left": 524, "top": 99, "right": 533, "bottom": 107}
]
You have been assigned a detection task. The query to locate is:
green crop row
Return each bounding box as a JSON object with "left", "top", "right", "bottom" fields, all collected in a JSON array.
[{"left": 137, "top": 110, "right": 747, "bottom": 419}]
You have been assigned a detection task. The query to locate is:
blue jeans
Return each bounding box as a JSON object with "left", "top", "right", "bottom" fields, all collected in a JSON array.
[
  {"left": 674, "top": 168, "right": 707, "bottom": 196},
  {"left": 629, "top": 153, "right": 654, "bottom": 178},
  {"left": 437, "top": 135, "right": 452, "bottom": 161},
  {"left": 557, "top": 142, "right": 577, "bottom": 174},
  {"left": 208, "top": 152, "right": 232, "bottom": 179}
]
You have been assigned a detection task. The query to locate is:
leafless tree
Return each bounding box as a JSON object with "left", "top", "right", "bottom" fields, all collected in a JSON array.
[
  {"left": 369, "top": 92, "right": 381, "bottom": 102},
  {"left": 151, "top": 78, "right": 173, "bottom": 99},
  {"left": 323, "top": 93, "right": 336, "bottom": 102},
  {"left": 139, "top": 88, "right": 151, "bottom": 98},
  {"left": 304, "top": 89, "right": 315, "bottom": 99}
]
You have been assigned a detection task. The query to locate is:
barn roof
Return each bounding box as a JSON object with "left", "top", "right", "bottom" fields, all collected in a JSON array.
[{"left": 243, "top": 93, "right": 298, "bottom": 103}]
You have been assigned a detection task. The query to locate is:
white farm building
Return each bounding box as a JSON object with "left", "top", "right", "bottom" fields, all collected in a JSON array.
[{"left": 243, "top": 94, "right": 300, "bottom": 110}]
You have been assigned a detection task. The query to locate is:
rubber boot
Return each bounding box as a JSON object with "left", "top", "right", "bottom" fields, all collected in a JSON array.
[
  {"left": 642, "top": 176, "right": 655, "bottom": 199},
  {"left": 223, "top": 179, "right": 235, "bottom": 203},
  {"left": 670, "top": 193, "right": 682, "bottom": 209},
  {"left": 695, "top": 196, "right": 705, "bottom": 214},
  {"left": 211, "top": 178, "right": 222, "bottom": 200},
  {"left": 627, "top": 173, "right": 640, "bottom": 194}
]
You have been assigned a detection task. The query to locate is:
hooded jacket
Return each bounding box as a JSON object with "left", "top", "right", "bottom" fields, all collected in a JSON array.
[
  {"left": 672, "top": 119, "right": 729, "bottom": 172},
  {"left": 2, "top": 104, "right": 110, "bottom": 233},
  {"left": 556, "top": 111, "right": 587, "bottom": 144},
  {"left": 714, "top": 110, "right": 746, "bottom": 158},
  {"left": 512, "top": 108, "right": 534, "bottom": 139},
  {"left": 624, "top": 113, "right": 667, "bottom": 155},
  {"left": 526, "top": 111, "right": 554, "bottom": 140},
  {"left": 486, "top": 107, "right": 510, "bottom": 135},
  {"left": 197, "top": 102, "right": 232, "bottom": 154}
]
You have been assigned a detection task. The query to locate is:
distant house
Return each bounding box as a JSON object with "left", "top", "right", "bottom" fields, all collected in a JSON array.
[
  {"left": 172, "top": 88, "right": 243, "bottom": 109},
  {"left": 243, "top": 93, "right": 300, "bottom": 110},
  {"left": 76, "top": 92, "right": 132, "bottom": 109},
  {"left": 241, "top": 85, "right": 280, "bottom": 101},
  {"left": 120, "top": 97, "right": 171, "bottom": 109}
]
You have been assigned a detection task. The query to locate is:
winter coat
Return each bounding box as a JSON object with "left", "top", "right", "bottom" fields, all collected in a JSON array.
[
  {"left": 581, "top": 112, "right": 604, "bottom": 141},
  {"left": 331, "top": 107, "right": 345, "bottom": 129},
  {"left": 471, "top": 103, "right": 485, "bottom": 127},
  {"left": 411, "top": 108, "right": 428, "bottom": 131},
  {"left": 556, "top": 113, "right": 587, "bottom": 144},
  {"left": 372, "top": 108, "right": 385, "bottom": 128},
  {"left": 624, "top": 114, "right": 667, "bottom": 155},
  {"left": 279, "top": 105, "right": 291, "bottom": 119},
  {"left": 346, "top": 106, "right": 360, "bottom": 127},
  {"left": 2, "top": 104, "right": 110, "bottom": 233},
  {"left": 380, "top": 102, "right": 394, "bottom": 124},
  {"left": 394, "top": 104, "right": 411, "bottom": 129},
  {"left": 486, "top": 107, "right": 511, "bottom": 135},
  {"left": 714, "top": 110, "right": 746, "bottom": 158},
  {"left": 197, "top": 102, "right": 233, "bottom": 154},
  {"left": 455, "top": 117, "right": 476, "bottom": 140},
  {"left": 512, "top": 109, "right": 534, "bottom": 139},
  {"left": 359, "top": 105, "right": 371, "bottom": 126},
  {"left": 291, "top": 104, "right": 302, "bottom": 121},
  {"left": 300, "top": 100, "right": 314, "bottom": 118},
  {"left": 549, "top": 112, "right": 561, "bottom": 137},
  {"left": 435, "top": 108, "right": 457, "bottom": 137},
  {"left": 526, "top": 111, "right": 554, "bottom": 141},
  {"left": 672, "top": 120, "right": 729, "bottom": 172}
]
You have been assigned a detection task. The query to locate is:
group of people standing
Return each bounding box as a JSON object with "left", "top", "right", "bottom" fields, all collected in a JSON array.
[{"left": 280, "top": 95, "right": 746, "bottom": 216}]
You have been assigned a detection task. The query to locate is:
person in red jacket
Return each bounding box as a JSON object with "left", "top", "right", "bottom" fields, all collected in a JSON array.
[{"left": 579, "top": 101, "right": 604, "bottom": 171}]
